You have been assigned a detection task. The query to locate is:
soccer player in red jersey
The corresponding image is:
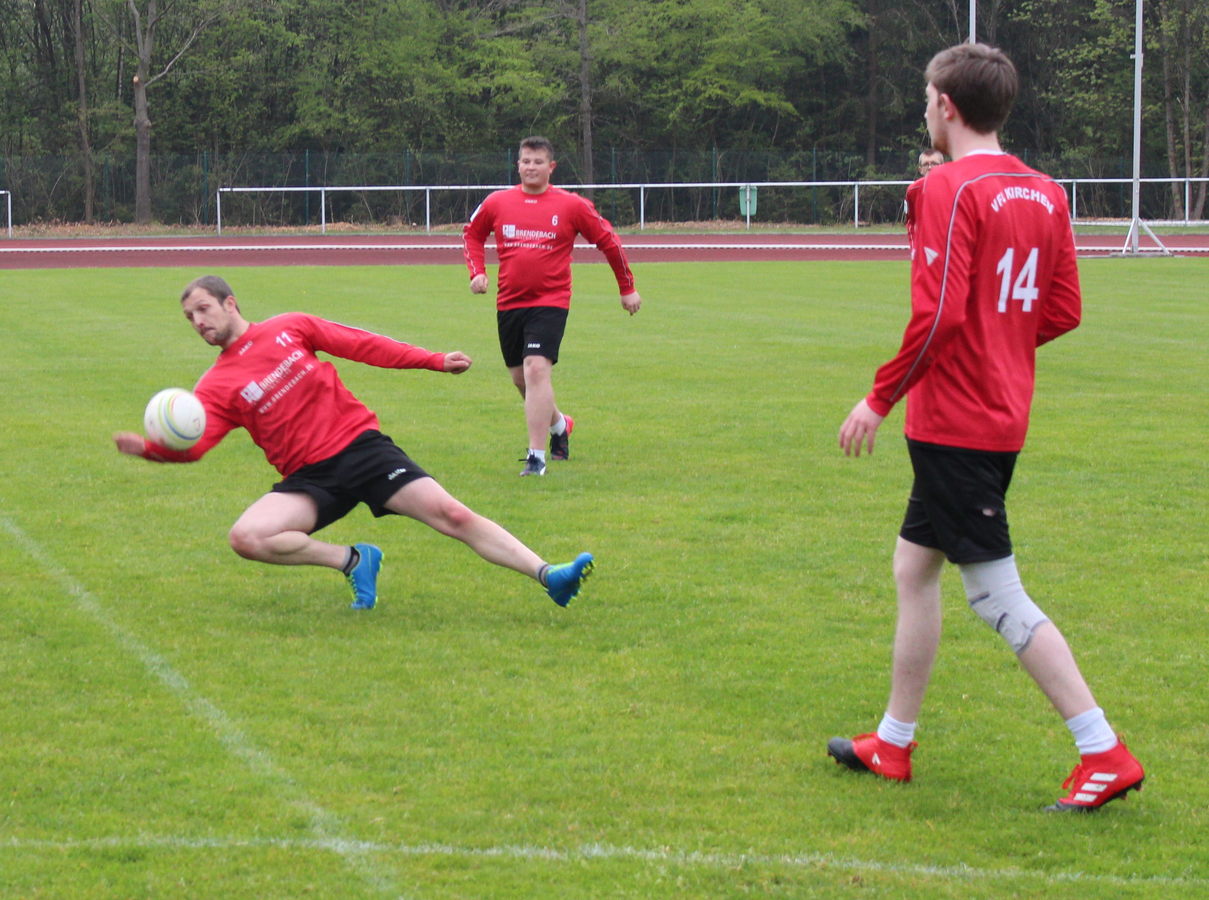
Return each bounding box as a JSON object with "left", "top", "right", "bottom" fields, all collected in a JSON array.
[
  {"left": 462, "top": 136, "right": 643, "bottom": 476},
  {"left": 114, "top": 275, "right": 594, "bottom": 610},
  {"left": 904, "top": 148, "right": 944, "bottom": 257},
  {"left": 830, "top": 44, "right": 1144, "bottom": 811}
]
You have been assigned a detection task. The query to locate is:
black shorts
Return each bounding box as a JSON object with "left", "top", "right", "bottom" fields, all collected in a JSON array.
[
  {"left": 497, "top": 306, "right": 568, "bottom": 368},
  {"left": 899, "top": 439, "right": 1017, "bottom": 564},
  {"left": 271, "top": 430, "right": 431, "bottom": 533}
]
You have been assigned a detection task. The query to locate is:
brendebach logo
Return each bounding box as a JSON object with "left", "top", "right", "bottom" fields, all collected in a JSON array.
[
  {"left": 502, "top": 223, "right": 557, "bottom": 240},
  {"left": 240, "top": 349, "right": 305, "bottom": 404}
]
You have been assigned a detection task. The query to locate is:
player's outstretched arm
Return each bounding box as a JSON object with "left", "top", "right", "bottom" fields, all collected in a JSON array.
[
  {"left": 620, "top": 291, "right": 642, "bottom": 316},
  {"left": 113, "top": 431, "right": 147, "bottom": 456},
  {"left": 113, "top": 430, "right": 208, "bottom": 463},
  {"left": 443, "top": 351, "right": 473, "bottom": 374},
  {"left": 838, "top": 398, "right": 885, "bottom": 457}
]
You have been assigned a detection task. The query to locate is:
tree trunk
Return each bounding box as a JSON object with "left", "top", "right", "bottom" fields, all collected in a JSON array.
[
  {"left": 1196, "top": 103, "right": 1209, "bottom": 219},
  {"left": 133, "top": 70, "right": 153, "bottom": 223},
  {"left": 1159, "top": 1, "right": 1185, "bottom": 218},
  {"left": 1182, "top": 10, "right": 1193, "bottom": 215},
  {"left": 864, "top": 0, "right": 880, "bottom": 169},
  {"left": 130, "top": 0, "right": 157, "bottom": 224},
  {"left": 576, "top": 0, "right": 594, "bottom": 192},
  {"left": 72, "top": 0, "right": 95, "bottom": 223}
]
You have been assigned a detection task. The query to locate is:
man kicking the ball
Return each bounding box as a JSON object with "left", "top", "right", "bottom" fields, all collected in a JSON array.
[{"left": 114, "top": 274, "right": 593, "bottom": 610}]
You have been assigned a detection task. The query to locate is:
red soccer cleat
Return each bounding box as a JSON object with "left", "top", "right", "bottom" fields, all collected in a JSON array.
[
  {"left": 549, "top": 414, "right": 575, "bottom": 461},
  {"left": 1046, "top": 738, "right": 1145, "bottom": 812},
  {"left": 827, "top": 732, "right": 917, "bottom": 782}
]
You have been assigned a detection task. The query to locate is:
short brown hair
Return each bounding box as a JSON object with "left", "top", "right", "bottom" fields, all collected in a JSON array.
[
  {"left": 925, "top": 43, "right": 1018, "bottom": 134},
  {"left": 181, "top": 274, "right": 235, "bottom": 304},
  {"left": 518, "top": 136, "right": 555, "bottom": 159}
]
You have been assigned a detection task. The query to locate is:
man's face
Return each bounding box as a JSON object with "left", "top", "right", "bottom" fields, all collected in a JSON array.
[
  {"left": 918, "top": 153, "right": 943, "bottom": 175},
  {"left": 924, "top": 83, "right": 949, "bottom": 156},
  {"left": 517, "top": 147, "right": 555, "bottom": 193},
  {"left": 182, "top": 288, "right": 238, "bottom": 347}
]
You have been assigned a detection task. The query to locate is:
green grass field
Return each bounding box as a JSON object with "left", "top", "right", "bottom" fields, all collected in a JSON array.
[{"left": 1, "top": 257, "right": 1206, "bottom": 898}]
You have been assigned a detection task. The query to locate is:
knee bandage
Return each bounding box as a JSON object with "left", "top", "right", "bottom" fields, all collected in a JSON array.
[{"left": 960, "top": 556, "right": 1049, "bottom": 654}]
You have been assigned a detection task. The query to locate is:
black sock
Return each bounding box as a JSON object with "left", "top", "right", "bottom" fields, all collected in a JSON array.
[
  {"left": 341, "top": 547, "right": 360, "bottom": 576},
  {"left": 537, "top": 563, "right": 549, "bottom": 587}
]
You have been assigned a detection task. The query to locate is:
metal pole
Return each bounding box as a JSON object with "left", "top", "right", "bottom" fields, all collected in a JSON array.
[
  {"left": 640, "top": 186, "right": 646, "bottom": 229},
  {"left": 216, "top": 189, "right": 222, "bottom": 235},
  {"left": 969, "top": 0, "right": 976, "bottom": 42},
  {"left": 853, "top": 183, "right": 860, "bottom": 229},
  {"left": 6, "top": 191, "right": 11, "bottom": 237},
  {"left": 425, "top": 188, "right": 431, "bottom": 233},
  {"left": 321, "top": 187, "right": 327, "bottom": 234},
  {"left": 1127, "top": 0, "right": 1143, "bottom": 253}
]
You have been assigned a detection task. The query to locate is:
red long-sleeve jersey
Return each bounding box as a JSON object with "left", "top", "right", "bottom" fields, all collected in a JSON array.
[
  {"left": 462, "top": 184, "right": 635, "bottom": 310},
  {"left": 142, "top": 313, "right": 446, "bottom": 475},
  {"left": 866, "top": 152, "right": 1082, "bottom": 452},
  {"left": 904, "top": 176, "right": 926, "bottom": 258}
]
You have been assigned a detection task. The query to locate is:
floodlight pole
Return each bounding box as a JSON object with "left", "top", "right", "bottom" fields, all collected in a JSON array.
[{"left": 1123, "top": 0, "right": 1169, "bottom": 255}]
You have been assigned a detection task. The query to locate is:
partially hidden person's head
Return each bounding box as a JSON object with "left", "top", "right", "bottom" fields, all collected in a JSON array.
[
  {"left": 924, "top": 43, "right": 1018, "bottom": 136},
  {"left": 917, "top": 149, "right": 945, "bottom": 175}
]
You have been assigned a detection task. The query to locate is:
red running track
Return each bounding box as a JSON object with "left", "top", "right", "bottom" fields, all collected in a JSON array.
[{"left": 1, "top": 231, "right": 1206, "bottom": 269}]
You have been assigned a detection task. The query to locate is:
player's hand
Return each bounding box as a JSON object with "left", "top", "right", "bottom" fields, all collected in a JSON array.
[
  {"left": 620, "top": 291, "right": 642, "bottom": 315},
  {"left": 839, "top": 398, "right": 884, "bottom": 457},
  {"left": 113, "top": 431, "right": 147, "bottom": 456},
  {"left": 469, "top": 274, "right": 489, "bottom": 294},
  {"left": 443, "top": 351, "right": 472, "bottom": 374}
]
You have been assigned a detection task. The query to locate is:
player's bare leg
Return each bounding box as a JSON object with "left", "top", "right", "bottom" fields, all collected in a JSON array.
[
  {"left": 886, "top": 538, "right": 946, "bottom": 723},
  {"left": 827, "top": 538, "right": 940, "bottom": 779},
  {"left": 385, "top": 477, "right": 545, "bottom": 577},
  {"left": 227, "top": 491, "right": 347, "bottom": 568},
  {"left": 1017, "top": 621, "right": 1099, "bottom": 719},
  {"left": 510, "top": 357, "right": 562, "bottom": 450}
]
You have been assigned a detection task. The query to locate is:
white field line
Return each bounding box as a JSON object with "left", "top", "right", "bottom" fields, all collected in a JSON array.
[
  {"left": 0, "top": 515, "right": 407, "bottom": 900},
  {"left": 3, "top": 514, "right": 1200, "bottom": 893},
  {"left": 1, "top": 836, "right": 1204, "bottom": 890}
]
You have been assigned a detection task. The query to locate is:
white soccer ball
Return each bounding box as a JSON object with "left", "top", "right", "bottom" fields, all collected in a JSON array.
[{"left": 143, "top": 387, "right": 206, "bottom": 450}]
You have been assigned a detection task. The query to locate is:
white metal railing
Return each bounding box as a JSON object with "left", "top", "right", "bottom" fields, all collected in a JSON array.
[
  {"left": 217, "top": 180, "right": 918, "bottom": 233},
  {"left": 2, "top": 179, "right": 1206, "bottom": 237},
  {"left": 1062, "top": 176, "right": 1209, "bottom": 225},
  {"left": 216, "top": 177, "right": 1209, "bottom": 234}
]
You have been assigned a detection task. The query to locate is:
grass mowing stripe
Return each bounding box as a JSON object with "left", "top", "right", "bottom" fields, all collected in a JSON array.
[
  {"left": 2, "top": 835, "right": 1205, "bottom": 891},
  {"left": 0, "top": 514, "right": 406, "bottom": 900}
]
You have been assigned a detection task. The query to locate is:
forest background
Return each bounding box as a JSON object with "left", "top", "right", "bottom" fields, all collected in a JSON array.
[{"left": 1, "top": 0, "right": 1206, "bottom": 228}]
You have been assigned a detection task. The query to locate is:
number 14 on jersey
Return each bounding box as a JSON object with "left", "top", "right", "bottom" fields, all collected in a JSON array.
[{"left": 996, "top": 246, "right": 1040, "bottom": 313}]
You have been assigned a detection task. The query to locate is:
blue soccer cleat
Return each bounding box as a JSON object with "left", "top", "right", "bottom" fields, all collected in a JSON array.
[
  {"left": 519, "top": 453, "right": 547, "bottom": 477},
  {"left": 346, "top": 543, "right": 383, "bottom": 609},
  {"left": 544, "top": 552, "right": 594, "bottom": 607}
]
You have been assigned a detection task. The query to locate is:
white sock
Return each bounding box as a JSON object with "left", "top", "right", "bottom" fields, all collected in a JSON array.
[
  {"left": 528, "top": 448, "right": 547, "bottom": 462},
  {"left": 550, "top": 415, "right": 567, "bottom": 436},
  {"left": 1065, "top": 706, "right": 1117, "bottom": 755},
  {"left": 876, "top": 713, "right": 917, "bottom": 748}
]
